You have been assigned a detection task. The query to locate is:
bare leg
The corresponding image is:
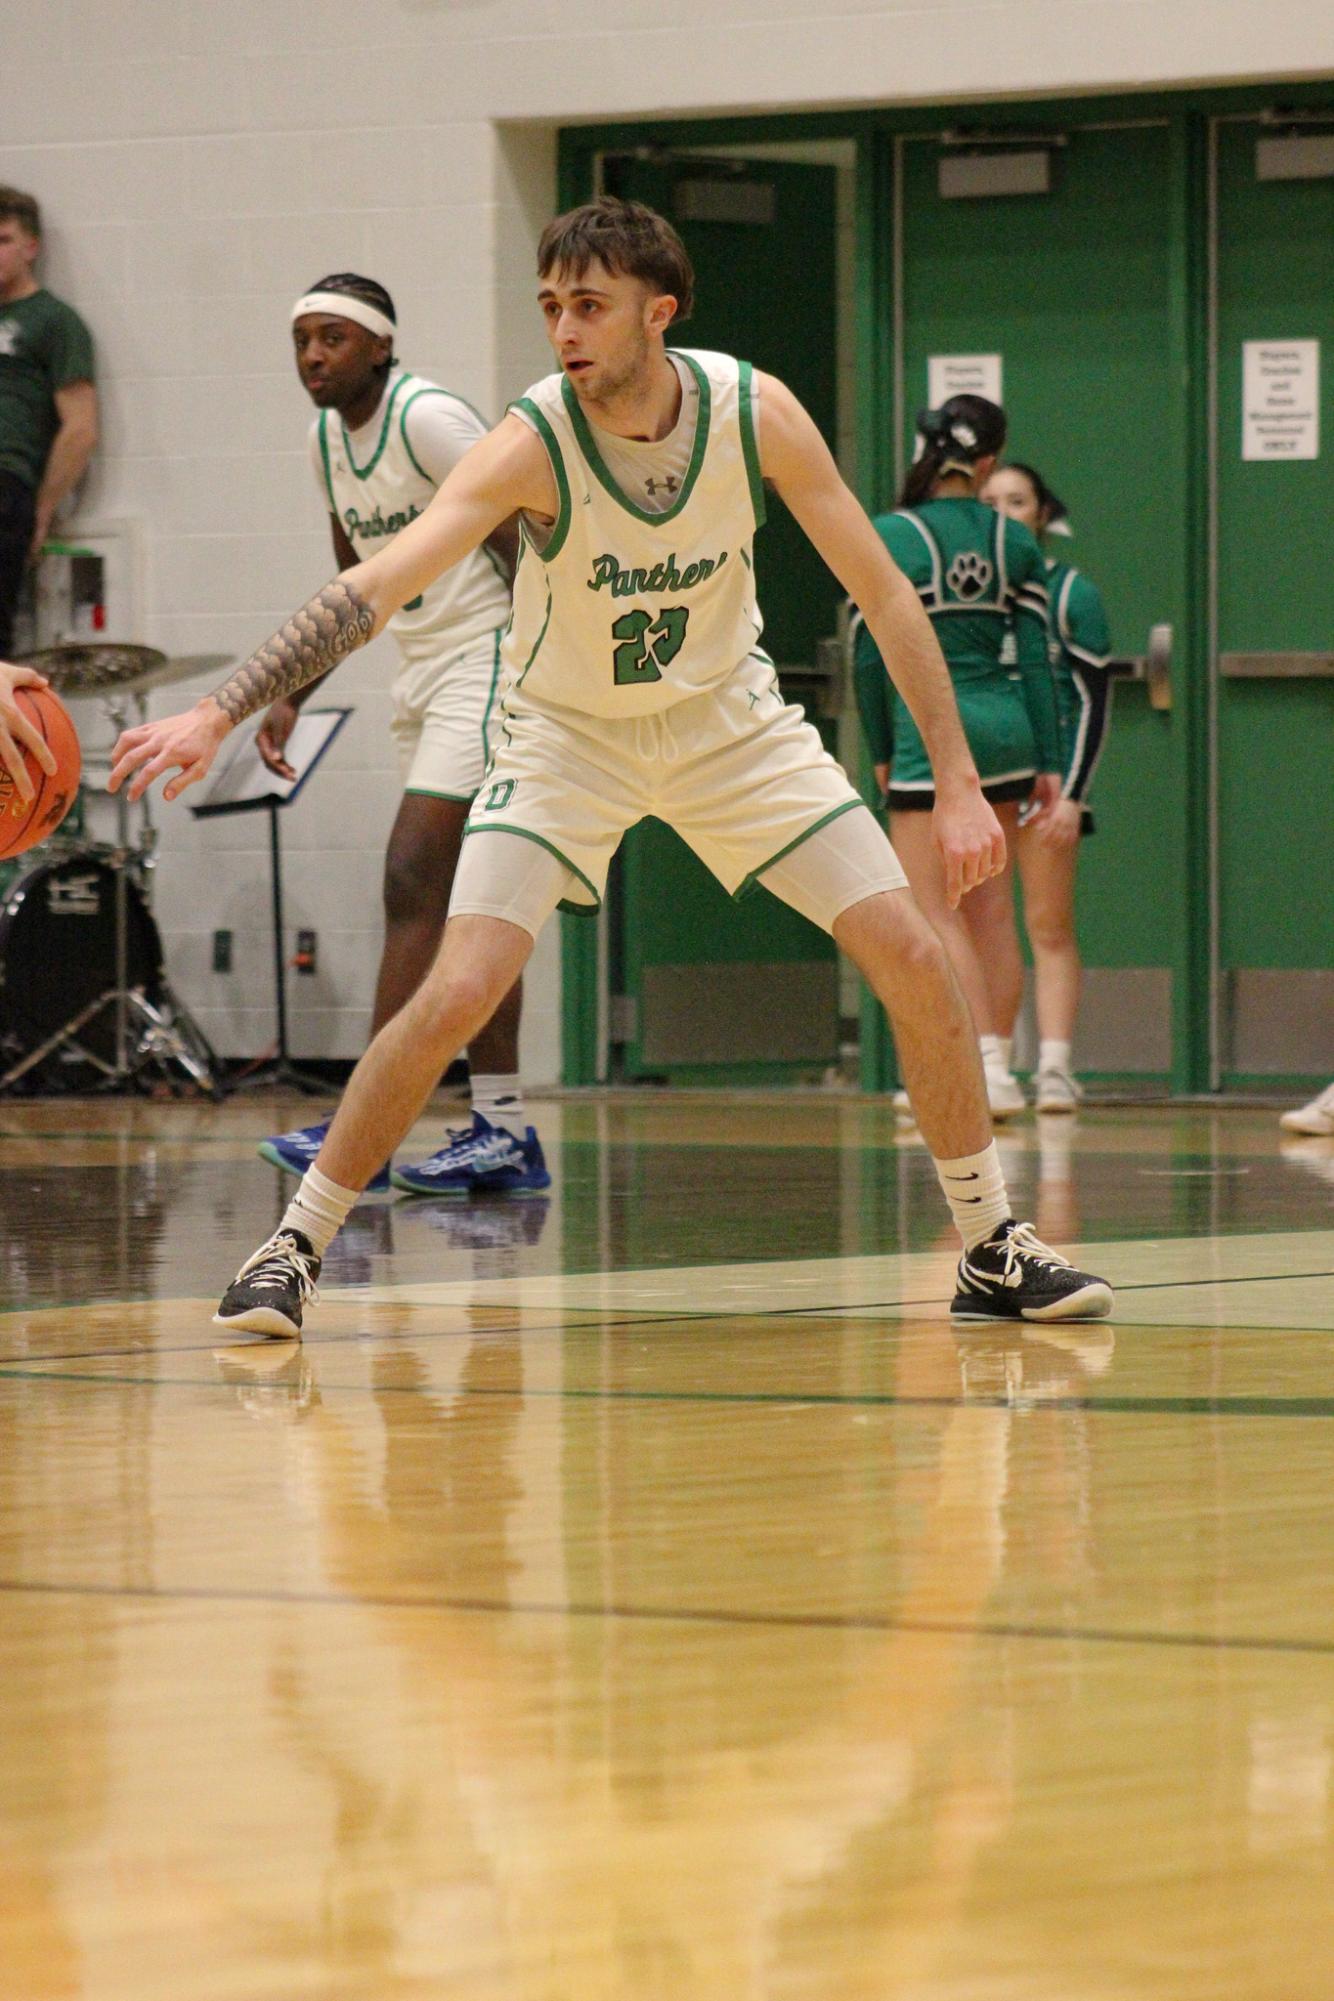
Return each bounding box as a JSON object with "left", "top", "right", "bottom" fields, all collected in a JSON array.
[
  {"left": 889, "top": 806, "right": 1022, "bottom": 1039},
  {"left": 1016, "top": 822, "right": 1081, "bottom": 1045},
  {"left": 317, "top": 914, "right": 534, "bottom": 1192},
  {"left": 961, "top": 802, "right": 1024, "bottom": 1039},
  {"left": 834, "top": 888, "right": 991, "bottom": 1161},
  {"left": 371, "top": 791, "right": 522, "bottom": 1067}
]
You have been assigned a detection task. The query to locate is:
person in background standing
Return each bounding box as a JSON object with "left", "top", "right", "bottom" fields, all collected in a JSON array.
[
  {"left": 0, "top": 187, "right": 97, "bottom": 656},
  {"left": 983, "top": 462, "right": 1113, "bottom": 1113},
  {"left": 853, "top": 397, "right": 1061, "bottom": 1119}
]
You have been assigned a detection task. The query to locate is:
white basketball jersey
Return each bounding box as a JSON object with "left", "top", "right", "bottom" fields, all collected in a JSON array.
[
  {"left": 316, "top": 371, "right": 510, "bottom": 663},
  {"left": 504, "top": 349, "right": 766, "bottom": 718}
]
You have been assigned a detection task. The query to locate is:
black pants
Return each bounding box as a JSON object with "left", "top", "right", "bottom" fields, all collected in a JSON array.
[{"left": 0, "top": 470, "right": 36, "bottom": 658}]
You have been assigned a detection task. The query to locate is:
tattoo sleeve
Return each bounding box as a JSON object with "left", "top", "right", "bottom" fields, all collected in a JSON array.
[{"left": 209, "top": 580, "right": 376, "bottom": 724}]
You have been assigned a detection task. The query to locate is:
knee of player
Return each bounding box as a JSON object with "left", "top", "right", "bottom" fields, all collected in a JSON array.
[
  {"left": 1024, "top": 903, "right": 1075, "bottom": 953},
  {"left": 383, "top": 833, "right": 456, "bottom": 925}
]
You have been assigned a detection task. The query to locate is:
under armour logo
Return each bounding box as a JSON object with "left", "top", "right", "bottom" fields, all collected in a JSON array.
[
  {"left": 0, "top": 322, "right": 19, "bottom": 357},
  {"left": 946, "top": 551, "right": 993, "bottom": 601},
  {"left": 644, "top": 474, "right": 679, "bottom": 498}
]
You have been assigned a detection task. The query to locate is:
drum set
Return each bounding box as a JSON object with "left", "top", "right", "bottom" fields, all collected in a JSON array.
[{"left": 0, "top": 643, "right": 230, "bottom": 1098}]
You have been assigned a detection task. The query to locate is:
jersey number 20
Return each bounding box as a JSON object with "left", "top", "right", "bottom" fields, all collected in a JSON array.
[{"left": 611, "top": 607, "right": 689, "bottom": 685}]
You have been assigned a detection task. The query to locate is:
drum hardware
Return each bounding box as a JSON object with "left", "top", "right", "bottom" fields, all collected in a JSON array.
[{"left": 1, "top": 646, "right": 233, "bottom": 1098}]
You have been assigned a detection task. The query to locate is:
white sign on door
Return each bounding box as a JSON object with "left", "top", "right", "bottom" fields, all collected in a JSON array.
[
  {"left": 1242, "top": 340, "right": 1320, "bottom": 460},
  {"left": 927, "top": 354, "right": 1003, "bottom": 408}
]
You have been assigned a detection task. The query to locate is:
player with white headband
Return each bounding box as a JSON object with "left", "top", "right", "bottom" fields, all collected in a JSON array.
[{"left": 255, "top": 271, "right": 549, "bottom": 1200}]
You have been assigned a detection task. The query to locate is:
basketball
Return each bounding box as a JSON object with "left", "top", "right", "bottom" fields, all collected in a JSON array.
[{"left": 0, "top": 683, "right": 82, "bottom": 861}]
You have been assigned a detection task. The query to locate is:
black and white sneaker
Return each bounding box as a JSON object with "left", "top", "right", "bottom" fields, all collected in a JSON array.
[
  {"left": 213, "top": 1228, "right": 322, "bottom": 1340},
  {"left": 952, "top": 1218, "right": 1113, "bottom": 1323}
]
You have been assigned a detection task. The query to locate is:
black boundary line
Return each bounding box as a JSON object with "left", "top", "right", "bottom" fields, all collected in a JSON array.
[
  {"left": 1, "top": 1367, "right": 1333, "bottom": 1418},
  {"left": 1, "top": 1259, "right": 1331, "bottom": 1373},
  {"left": 0, "top": 1573, "right": 1329, "bottom": 1657}
]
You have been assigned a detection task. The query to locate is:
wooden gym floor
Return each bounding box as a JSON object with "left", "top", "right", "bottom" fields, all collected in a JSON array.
[{"left": 1, "top": 1092, "right": 1332, "bottom": 1999}]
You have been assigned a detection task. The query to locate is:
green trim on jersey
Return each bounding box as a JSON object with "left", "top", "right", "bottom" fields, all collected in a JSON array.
[
  {"left": 317, "top": 410, "right": 338, "bottom": 513},
  {"left": 736, "top": 360, "right": 766, "bottom": 530},
  {"left": 736, "top": 797, "right": 864, "bottom": 902},
  {"left": 461, "top": 822, "right": 601, "bottom": 914},
  {"left": 405, "top": 788, "right": 473, "bottom": 802},
  {"left": 513, "top": 576, "right": 554, "bottom": 696},
  {"left": 559, "top": 352, "right": 712, "bottom": 526},
  {"left": 512, "top": 397, "right": 572, "bottom": 562},
  {"left": 397, "top": 384, "right": 490, "bottom": 481},
  {"left": 340, "top": 374, "right": 413, "bottom": 480}
]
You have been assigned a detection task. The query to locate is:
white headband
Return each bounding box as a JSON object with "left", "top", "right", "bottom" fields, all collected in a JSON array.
[{"left": 291, "top": 291, "right": 395, "bottom": 340}]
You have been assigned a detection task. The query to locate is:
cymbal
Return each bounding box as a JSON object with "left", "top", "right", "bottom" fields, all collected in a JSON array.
[{"left": 18, "top": 645, "right": 234, "bottom": 699}]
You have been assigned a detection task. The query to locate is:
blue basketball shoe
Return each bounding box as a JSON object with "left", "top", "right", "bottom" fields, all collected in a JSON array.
[
  {"left": 257, "top": 1117, "right": 392, "bottom": 1193},
  {"left": 391, "top": 1111, "right": 551, "bottom": 1197}
]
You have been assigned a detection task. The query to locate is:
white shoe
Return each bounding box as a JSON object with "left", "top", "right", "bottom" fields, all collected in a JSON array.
[
  {"left": 985, "top": 1066, "right": 1026, "bottom": 1119},
  {"left": 891, "top": 1087, "right": 916, "bottom": 1120},
  {"left": 1035, "top": 1066, "right": 1083, "bottom": 1114},
  {"left": 1279, "top": 1083, "right": 1334, "bottom": 1137}
]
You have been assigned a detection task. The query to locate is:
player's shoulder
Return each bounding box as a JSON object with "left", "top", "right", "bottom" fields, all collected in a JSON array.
[
  {"left": 1056, "top": 563, "right": 1111, "bottom": 640},
  {"left": 998, "top": 508, "right": 1045, "bottom": 569},
  {"left": 397, "top": 373, "right": 490, "bottom": 431}
]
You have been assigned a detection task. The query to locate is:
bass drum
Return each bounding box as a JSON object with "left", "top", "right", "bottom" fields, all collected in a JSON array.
[{"left": 0, "top": 850, "right": 164, "bottom": 1091}]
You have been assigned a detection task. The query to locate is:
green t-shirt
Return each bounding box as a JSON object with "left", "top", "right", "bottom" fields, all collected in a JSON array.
[{"left": 0, "top": 289, "right": 96, "bottom": 491}]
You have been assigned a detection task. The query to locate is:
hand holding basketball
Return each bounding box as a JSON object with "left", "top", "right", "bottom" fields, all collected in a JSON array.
[
  {"left": 108, "top": 697, "right": 234, "bottom": 804},
  {"left": 0, "top": 665, "right": 81, "bottom": 862},
  {"left": 0, "top": 662, "right": 58, "bottom": 801}
]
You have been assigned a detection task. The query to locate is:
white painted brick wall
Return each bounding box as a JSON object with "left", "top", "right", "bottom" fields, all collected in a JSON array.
[{"left": 3, "top": 0, "right": 1329, "bottom": 1078}]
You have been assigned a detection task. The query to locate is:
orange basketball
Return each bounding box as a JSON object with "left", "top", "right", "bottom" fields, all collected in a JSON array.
[{"left": 0, "top": 683, "right": 83, "bottom": 861}]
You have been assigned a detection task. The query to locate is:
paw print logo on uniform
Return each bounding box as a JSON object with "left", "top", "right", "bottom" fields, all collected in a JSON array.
[{"left": 946, "top": 551, "right": 994, "bottom": 601}]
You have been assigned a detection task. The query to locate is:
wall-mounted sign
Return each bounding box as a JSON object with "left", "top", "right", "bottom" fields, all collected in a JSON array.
[
  {"left": 927, "top": 354, "right": 1003, "bottom": 408},
  {"left": 1242, "top": 341, "right": 1319, "bottom": 460}
]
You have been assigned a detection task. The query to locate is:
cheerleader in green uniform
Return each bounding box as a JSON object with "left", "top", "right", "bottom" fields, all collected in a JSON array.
[
  {"left": 853, "top": 397, "right": 1061, "bottom": 1116},
  {"left": 983, "top": 462, "right": 1113, "bottom": 1112}
]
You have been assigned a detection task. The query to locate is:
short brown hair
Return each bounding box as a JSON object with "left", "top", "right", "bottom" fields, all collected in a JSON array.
[
  {"left": 0, "top": 187, "right": 41, "bottom": 237},
  {"left": 537, "top": 197, "right": 694, "bottom": 323}
]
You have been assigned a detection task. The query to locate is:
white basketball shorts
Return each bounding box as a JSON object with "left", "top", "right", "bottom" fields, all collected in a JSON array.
[
  {"left": 390, "top": 625, "right": 507, "bottom": 801},
  {"left": 450, "top": 649, "right": 906, "bottom": 937}
]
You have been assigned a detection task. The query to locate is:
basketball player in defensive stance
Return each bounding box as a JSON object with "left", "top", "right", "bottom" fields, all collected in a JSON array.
[
  {"left": 258, "top": 273, "right": 547, "bottom": 1198},
  {"left": 109, "top": 198, "right": 1114, "bottom": 1336}
]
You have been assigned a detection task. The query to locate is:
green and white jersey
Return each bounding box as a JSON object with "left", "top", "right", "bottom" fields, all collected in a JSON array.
[
  {"left": 1046, "top": 557, "right": 1113, "bottom": 802},
  {"left": 504, "top": 348, "right": 766, "bottom": 719},
  {"left": 313, "top": 369, "right": 510, "bottom": 666},
  {"left": 852, "top": 496, "right": 1060, "bottom": 788}
]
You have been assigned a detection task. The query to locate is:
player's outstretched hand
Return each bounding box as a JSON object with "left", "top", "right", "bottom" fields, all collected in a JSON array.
[
  {"left": 108, "top": 698, "right": 233, "bottom": 804},
  {"left": 933, "top": 781, "right": 1006, "bottom": 908},
  {"left": 0, "top": 661, "right": 58, "bottom": 801}
]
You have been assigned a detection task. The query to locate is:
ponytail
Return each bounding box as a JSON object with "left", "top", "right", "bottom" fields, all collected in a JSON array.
[{"left": 898, "top": 395, "right": 1007, "bottom": 509}]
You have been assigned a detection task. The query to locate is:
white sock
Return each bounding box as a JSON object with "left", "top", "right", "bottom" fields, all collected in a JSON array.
[
  {"left": 281, "top": 1164, "right": 360, "bottom": 1258},
  {"left": 979, "top": 1034, "right": 1013, "bottom": 1076},
  {"left": 471, "top": 1073, "right": 525, "bottom": 1133},
  {"left": 1039, "top": 1039, "right": 1072, "bottom": 1075},
  {"left": 936, "top": 1141, "right": 1012, "bottom": 1250}
]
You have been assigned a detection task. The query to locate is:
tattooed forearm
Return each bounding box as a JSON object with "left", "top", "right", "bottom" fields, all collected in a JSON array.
[{"left": 209, "top": 580, "right": 376, "bottom": 724}]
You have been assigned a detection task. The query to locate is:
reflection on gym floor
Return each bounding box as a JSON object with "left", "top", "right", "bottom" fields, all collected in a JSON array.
[{"left": 1, "top": 1094, "right": 1332, "bottom": 1999}]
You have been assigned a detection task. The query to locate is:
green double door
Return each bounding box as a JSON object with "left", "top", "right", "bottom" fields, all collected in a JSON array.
[
  {"left": 891, "top": 122, "right": 1196, "bottom": 1085},
  {"left": 890, "top": 115, "right": 1333, "bottom": 1089},
  {"left": 1213, "top": 117, "right": 1334, "bottom": 1087},
  {"left": 599, "top": 153, "right": 845, "bottom": 1082}
]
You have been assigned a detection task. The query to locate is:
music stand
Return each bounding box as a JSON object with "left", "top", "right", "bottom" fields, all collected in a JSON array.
[{"left": 192, "top": 708, "right": 351, "bottom": 1094}]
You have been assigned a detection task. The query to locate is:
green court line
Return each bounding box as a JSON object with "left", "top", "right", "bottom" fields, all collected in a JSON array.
[
  {"left": 0, "top": 1573, "right": 1329, "bottom": 1657},
  {"left": 2, "top": 1364, "right": 1333, "bottom": 1420}
]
